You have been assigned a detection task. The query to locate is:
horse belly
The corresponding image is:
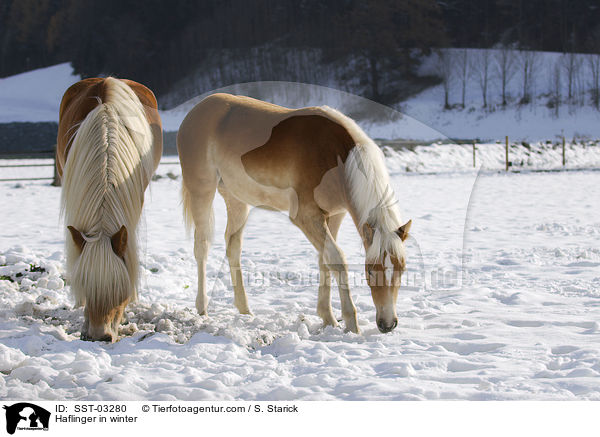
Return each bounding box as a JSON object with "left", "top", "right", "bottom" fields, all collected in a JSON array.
[{"left": 219, "top": 166, "right": 292, "bottom": 212}]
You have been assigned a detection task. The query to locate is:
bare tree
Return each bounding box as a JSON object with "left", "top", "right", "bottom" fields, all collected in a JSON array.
[
  {"left": 495, "top": 46, "right": 516, "bottom": 106},
  {"left": 519, "top": 50, "right": 541, "bottom": 104},
  {"left": 456, "top": 48, "right": 469, "bottom": 108},
  {"left": 435, "top": 49, "right": 453, "bottom": 109},
  {"left": 589, "top": 54, "right": 600, "bottom": 109},
  {"left": 561, "top": 51, "right": 582, "bottom": 104},
  {"left": 587, "top": 27, "right": 600, "bottom": 110},
  {"left": 471, "top": 50, "right": 492, "bottom": 108},
  {"left": 549, "top": 59, "right": 561, "bottom": 118}
]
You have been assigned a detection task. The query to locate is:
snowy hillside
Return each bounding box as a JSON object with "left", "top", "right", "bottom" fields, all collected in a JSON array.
[
  {"left": 406, "top": 48, "right": 600, "bottom": 141},
  {"left": 3, "top": 50, "right": 600, "bottom": 141},
  {"left": 0, "top": 63, "right": 80, "bottom": 124}
]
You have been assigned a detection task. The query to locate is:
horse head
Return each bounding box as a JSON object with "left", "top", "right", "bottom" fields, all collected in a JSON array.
[
  {"left": 362, "top": 220, "right": 411, "bottom": 333},
  {"left": 68, "top": 225, "right": 131, "bottom": 342}
]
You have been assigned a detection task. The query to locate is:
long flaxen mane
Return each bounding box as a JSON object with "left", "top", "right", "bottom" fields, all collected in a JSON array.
[
  {"left": 60, "top": 77, "right": 154, "bottom": 314},
  {"left": 320, "top": 106, "right": 406, "bottom": 264}
]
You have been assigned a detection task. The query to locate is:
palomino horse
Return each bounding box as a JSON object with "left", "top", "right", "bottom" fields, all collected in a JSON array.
[
  {"left": 178, "top": 93, "right": 410, "bottom": 334},
  {"left": 57, "top": 77, "right": 162, "bottom": 342}
]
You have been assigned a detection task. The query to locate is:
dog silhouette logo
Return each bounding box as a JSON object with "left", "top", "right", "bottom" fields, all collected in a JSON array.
[{"left": 3, "top": 403, "right": 50, "bottom": 434}]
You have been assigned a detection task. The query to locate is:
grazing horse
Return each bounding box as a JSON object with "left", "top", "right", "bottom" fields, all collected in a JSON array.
[
  {"left": 57, "top": 77, "right": 162, "bottom": 342},
  {"left": 178, "top": 93, "right": 410, "bottom": 334}
]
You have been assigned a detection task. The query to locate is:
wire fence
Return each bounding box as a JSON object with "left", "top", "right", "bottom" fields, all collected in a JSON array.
[
  {"left": 1, "top": 139, "right": 599, "bottom": 183},
  {"left": 0, "top": 151, "right": 181, "bottom": 183}
]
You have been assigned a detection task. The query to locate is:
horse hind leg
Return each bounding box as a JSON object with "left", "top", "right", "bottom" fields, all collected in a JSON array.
[
  {"left": 183, "top": 174, "right": 218, "bottom": 316},
  {"left": 218, "top": 183, "right": 252, "bottom": 314}
]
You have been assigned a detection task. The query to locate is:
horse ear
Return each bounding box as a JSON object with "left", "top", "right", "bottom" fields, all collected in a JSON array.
[
  {"left": 111, "top": 225, "right": 128, "bottom": 258},
  {"left": 396, "top": 219, "right": 412, "bottom": 242},
  {"left": 67, "top": 226, "right": 85, "bottom": 252},
  {"left": 362, "top": 223, "right": 374, "bottom": 246}
]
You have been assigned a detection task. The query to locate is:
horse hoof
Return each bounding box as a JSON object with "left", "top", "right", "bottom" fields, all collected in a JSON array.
[
  {"left": 343, "top": 323, "right": 360, "bottom": 334},
  {"left": 321, "top": 319, "right": 338, "bottom": 328}
]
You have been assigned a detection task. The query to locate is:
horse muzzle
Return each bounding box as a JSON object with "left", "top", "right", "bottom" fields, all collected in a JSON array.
[
  {"left": 81, "top": 332, "right": 114, "bottom": 342},
  {"left": 377, "top": 318, "right": 398, "bottom": 333},
  {"left": 81, "top": 321, "right": 116, "bottom": 342}
]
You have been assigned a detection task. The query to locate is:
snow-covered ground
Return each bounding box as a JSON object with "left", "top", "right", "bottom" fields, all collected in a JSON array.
[
  {"left": 1, "top": 158, "right": 599, "bottom": 400},
  {"left": 383, "top": 140, "right": 600, "bottom": 173}
]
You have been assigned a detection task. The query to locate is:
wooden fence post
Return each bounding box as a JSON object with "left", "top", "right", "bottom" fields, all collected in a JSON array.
[
  {"left": 51, "top": 144, "right": 61, "bottom": 187},
  {"left": 505, "top": 136, "right": 509, "bottom": 171},
  {"left": 562, "top": 136, "right": 566, "bottom": 166}
]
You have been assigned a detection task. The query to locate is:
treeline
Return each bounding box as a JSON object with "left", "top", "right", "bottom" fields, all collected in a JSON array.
[
  {"left": 1, "top": 0, "right": 599, "bottom": 107},
  {"left": 441, "top": 0, "right": 600, "bottom": 52}
]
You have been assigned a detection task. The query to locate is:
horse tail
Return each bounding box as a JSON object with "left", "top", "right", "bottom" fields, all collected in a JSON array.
[
  {"left": 180, "top": 180, "right": 215, "bottom": 242},
  {"left": 181, "top": 182, "right": 195, "bottom": 235}
]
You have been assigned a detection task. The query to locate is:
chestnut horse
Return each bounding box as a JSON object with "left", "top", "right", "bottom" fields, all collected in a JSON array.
[
  {"left": 57, "top": 77, "right": 162, "bottom": 341},
  {"left": 178, "top": 93, "right": 410, "bottom": 334}
]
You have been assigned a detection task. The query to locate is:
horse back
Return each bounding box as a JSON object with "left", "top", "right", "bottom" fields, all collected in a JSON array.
[
  {"left": 121, "top": 79, "right": 163, "bottom": 169},
  {"left": 178, "top": 93, "right": 357, "bottom": 212},
  {"left": 187, "top": 92, "right": 354, "bottom": 163}
]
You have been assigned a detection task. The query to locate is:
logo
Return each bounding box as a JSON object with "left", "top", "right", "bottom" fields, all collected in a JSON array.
[{"left": 3, "top": 403, "right": 50, "bottom": 435}]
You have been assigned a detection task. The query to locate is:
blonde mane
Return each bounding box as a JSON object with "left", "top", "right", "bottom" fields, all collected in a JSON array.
[
  {"left": 319, "top": 106, "right": 405, "bottom": 263},
  {"left": 60, "top": 77, "right": 154, "bottom": 313}
]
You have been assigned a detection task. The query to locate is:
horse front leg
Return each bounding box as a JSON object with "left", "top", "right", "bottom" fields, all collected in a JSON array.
[
  {"left": 293, "top": 210, "right": 359, "bottom": 334},
  {"left": 323, "top": 240, "right": 359, "bottom": 334},
  {"left": 318, "top": 213, "right": 346, "bottom": 328}
]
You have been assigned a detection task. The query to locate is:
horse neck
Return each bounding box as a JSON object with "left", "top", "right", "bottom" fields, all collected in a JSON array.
[{"left": 343, "top": 144, "right": 403, "bottom": 263}]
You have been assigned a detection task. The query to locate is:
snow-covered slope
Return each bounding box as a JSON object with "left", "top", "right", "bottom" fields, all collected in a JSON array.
[
  {"left": 404, "top": 85, "right": 600, "bottom": 142},
  {"left": 406, "top": 48, "right": 600, "bottom": 141},
  {"left": 158, "top": 81, "right": 442, "bottom": 137},
  {"left": 161, "top": 48, "right": 600, "bottom": 140},
  {"left": 4, "top": 52, "right": 600, "bottom": 142},
  {"left": 0, "top": 63, "right": 80, "bottom": 123}
]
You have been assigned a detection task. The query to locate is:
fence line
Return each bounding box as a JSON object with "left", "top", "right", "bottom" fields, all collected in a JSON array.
[
  {"left": 0, "top": 163, "right": 54, "bottom": 168},
  {"left": 1, "top": 140, "right": 598, "bottom": 182},
  {"left": 0, "top": 154, "right": 181, "bottom": 183}
]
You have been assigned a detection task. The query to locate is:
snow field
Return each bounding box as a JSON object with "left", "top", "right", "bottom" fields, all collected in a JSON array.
[{"left": 1, "top": 160, "right": 599, "bottom": 400}]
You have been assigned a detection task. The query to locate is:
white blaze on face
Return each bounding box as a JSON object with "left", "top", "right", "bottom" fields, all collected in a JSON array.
[{"left": 384, "top": 253, "right": 394, "bottom": 284}]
